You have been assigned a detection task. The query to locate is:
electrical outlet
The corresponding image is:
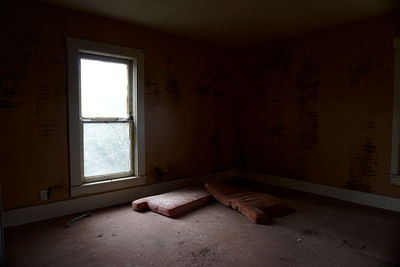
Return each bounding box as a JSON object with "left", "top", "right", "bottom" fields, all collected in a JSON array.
[{"left": 40, "top": 190, "right": 48, "bottom": 201}]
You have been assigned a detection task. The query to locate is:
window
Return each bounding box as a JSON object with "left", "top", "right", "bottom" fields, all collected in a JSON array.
[
  {"left": 67, "top": 38, "right": 145, "bottom": 196},
  {"left": 390, "top": 36, "right": 400, "bottom": 186}
]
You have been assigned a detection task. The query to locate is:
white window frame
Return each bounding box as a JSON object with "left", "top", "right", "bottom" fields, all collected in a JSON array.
[
  {"left": 67, "top": 37, "right": 146, "bottom": 197},
  {"left": 390, "top": 36, "right": 400, "bottom": 186}
]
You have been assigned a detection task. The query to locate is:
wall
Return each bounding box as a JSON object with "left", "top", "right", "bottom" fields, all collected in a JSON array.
[
  {"left": 238, "top": 13, "right": 400, "bottom": 198},
  {"left": 1, "top": 1, "right": 399, "bottom": 212},
  {"left": 0, "top": 2, "right": 236, "bottom": 210}
]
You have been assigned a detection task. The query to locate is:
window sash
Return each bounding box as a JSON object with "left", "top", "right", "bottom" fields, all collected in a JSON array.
[
  {"left": 78, "top": 53, "right": 133, "bottom": 120},
  {"left": 82, "top": 121, "right": 134, "bottom": 182}
]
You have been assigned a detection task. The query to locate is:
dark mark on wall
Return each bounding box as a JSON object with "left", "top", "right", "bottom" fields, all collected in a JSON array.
[
  {"left": 153, "top": 166, "right": 170, "bottom": 181},
  {"left": 253, "top": 45, "right": 292, "bottom": 83},
  {"left": 253, "top": 55, "right": 268, "bottom": 82},
  {"left": 212, "top": 89, "right": 224, "bottom": 97},
  {"left": 167, "top": 56, "right": 173, "bottom": 64},
  {"left": 269, "top": 45, "right": 292, "bottom": 73},
  {"left": 0, "top": 81, "right": 21, "bottom": 111},
  {"left": 39, "top": 122, "right": 56, "bottom": 142},
  {"left": 196, "top": 71, "right": 224, "bottom": 97},
  {"left": 0, "top": 66, "right": 28, "bottom": 113},
  {"left": 348, "top": 49, "right": 387, "bottom": 87},
  {"left": 165, "top": 56, "right": 180, "bottom": 99},
  {"left": 0, "top": 153, "right": 15, "bottom": 162},
  {"left": 165, "top": 74, "right": 180, "bottom": 97},
  {"left": 197, "top": 85, "right": 212, "bottom": 95},
  {"left": 49, "top": 179, "right": 65, "bottom": 195},
  {"left": 36, "top": 84, "right": 52, "bottom": 116},
  {"left": 54, "top": 80, "right": 67, "bottom": 97},
  {"left": 294, "top": 56, "right": 319, "bottom": 151},
  {"left": 145, "top": 73, "right": 161, "bottom": 107},
  {"left": 347, "top": 138, "right": 379, "bottom": 193},
  {"left": 263, "top": 124, "right": 285, "bottom": 138},
  {"left": 0, "top": 33, "right": 42, "bottom": 112}
]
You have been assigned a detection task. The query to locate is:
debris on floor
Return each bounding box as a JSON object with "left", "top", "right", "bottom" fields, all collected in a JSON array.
[
  {"left": 65, "top": 212, "right": 92, "bottom": 228},
  {"left": 205, "top": 182, "right": 293, "bottom": 224},
  {"left": 132, "top": 186, "right": 213, "bottom": 217}
]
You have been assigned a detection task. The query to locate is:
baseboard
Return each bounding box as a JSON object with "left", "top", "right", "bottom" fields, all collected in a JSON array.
[
  {"left": 3, "top": 169, "right": 238, "bottom": 228},
  {"left": 239, "top": 170, "right": 400, "bottom": 213},
  {"left": 5, "top": 169, "right": 399, "bottom": 227}
]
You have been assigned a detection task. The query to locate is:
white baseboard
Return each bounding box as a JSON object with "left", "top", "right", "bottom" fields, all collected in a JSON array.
[
  {"left": 3, "top": 169, "right": 238, "bottom": 228},
  {"left": 239, "top": 170, "right": 400, "bottom": 213},
  {"left": 5, "top": 169, "right": 400, "bottom": 227}
]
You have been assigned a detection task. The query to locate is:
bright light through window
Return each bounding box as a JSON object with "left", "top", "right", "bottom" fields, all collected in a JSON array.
[
  {"left": 83, "top": 123, "right": 131, "bottom": 177},
  {"left": 80, "top": 55, "right": 133, "bottom": 180},
  {"left": 80, "top": 58, "right": 129, "bottom": 118}
]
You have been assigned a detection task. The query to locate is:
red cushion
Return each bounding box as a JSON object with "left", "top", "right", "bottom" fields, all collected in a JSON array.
[
  {"left": 205, "top": 182, "right": 292, "bottom": 224},
  {"left": 132, "top": 186, "right": 212, "bottom": 217}
]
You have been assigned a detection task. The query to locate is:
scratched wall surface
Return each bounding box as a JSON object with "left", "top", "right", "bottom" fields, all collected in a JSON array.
[
  {"left": 238, "top": 13, "right": 400, "bottom": 197},
  {"left": 0, "top": 2, "right": 236, "bottom": 210}
]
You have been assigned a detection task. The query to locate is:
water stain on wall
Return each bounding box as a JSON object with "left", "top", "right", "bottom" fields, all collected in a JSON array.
[
  {"left": 253, "top": 55, "right": 268, "bottom": 82},
  {"left": 153, "top": 166, "right": 170, "bottom": 181},
  {"left": 47, "top": 176, "right": 67, "bottom": 199},
  {"left": 347, "top": 138, "right": 379, "bottom": 193},
  {"left": 348, "top": 49, "right": 388, "bottom": 87},
  {"left": 293, "top": 56, "right": 319, "bottom": 151},
  {"left": 269, "top": 45, "right": 292, "bottom": 73},
  {"left": 39, "top": 122, "right": 56, "bottom": 142},
  {"left": 0, "top": 78, "right": 22, "bottom": 112},
  {"left": 0, "top": 59, "right": 28, "bottom": 112},
  {"left": 0, "top": 33, "right": 45, "bottom": 113},
  {"left": 196, "top": 71, "right": 224, "bottom": 97},
  {"left": 145, "top": 72, "right": 162, "bottom": 107},
  {"left": 165, "top": 56, "right": 180, "bottom": 99},
  {"left": 255, "top": 45, "right": 292, "bottom": 74},
  {"left": 36, "top": 84, "right": 52, "bottom": 116},
  {"left": 197, "top": 72, "right": 212, "bottom": 95}
]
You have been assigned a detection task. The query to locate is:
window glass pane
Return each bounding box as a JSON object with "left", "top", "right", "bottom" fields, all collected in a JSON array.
[
  {"left": 80, "top": 58, "right": 129, "bottom": 118},
  {"left": 83, "top": 123, "right": 131, "bottom": 177}
]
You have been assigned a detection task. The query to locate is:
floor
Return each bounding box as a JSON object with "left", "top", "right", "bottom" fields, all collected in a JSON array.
[{"left": 4, "top": 179, "right": 400, "bottom": 267}]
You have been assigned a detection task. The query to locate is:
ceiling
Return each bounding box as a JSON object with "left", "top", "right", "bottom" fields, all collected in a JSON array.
[{"left": 39, "top": 0, "right": 399, "bottom": 47}]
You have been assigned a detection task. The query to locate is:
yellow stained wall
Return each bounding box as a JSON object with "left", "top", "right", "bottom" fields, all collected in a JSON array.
[
  {"left": 1, "top": 2, "right": 400, "bottom": 212},
  {"left": 238, "top": 13, "right": 400, "bottom": 198},
  {"left": 0, "top": 2, "right": 236, "bottom": 210}
]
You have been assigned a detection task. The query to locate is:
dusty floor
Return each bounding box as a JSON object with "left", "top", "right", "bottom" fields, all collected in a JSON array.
[{"left": 4, "top": 180, "right": 400, "bottom": 267}]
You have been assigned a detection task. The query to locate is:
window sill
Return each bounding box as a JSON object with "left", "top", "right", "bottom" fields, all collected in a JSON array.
[{"left": 71, "top": 176, "right": 146, "bottom": 197}]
